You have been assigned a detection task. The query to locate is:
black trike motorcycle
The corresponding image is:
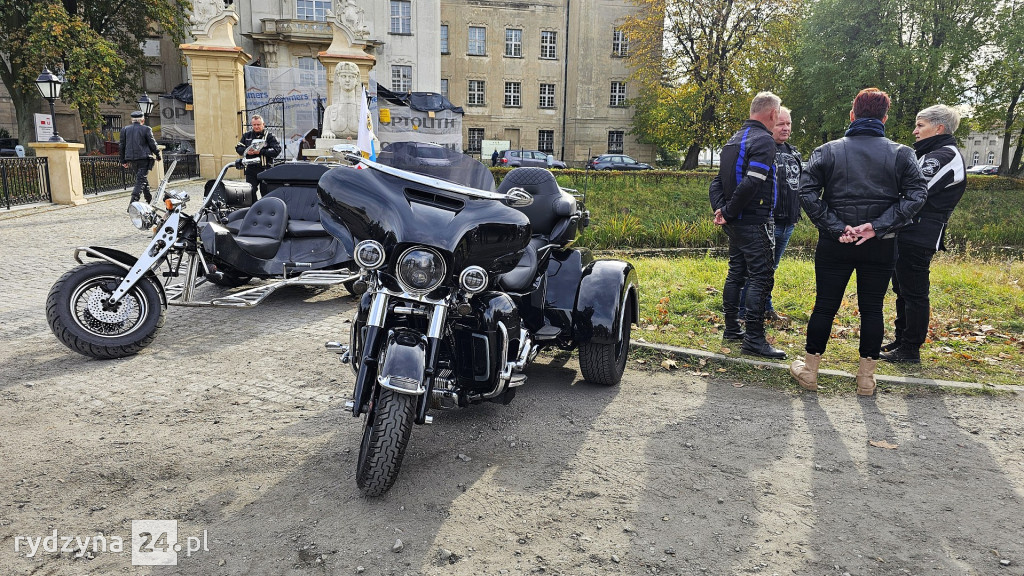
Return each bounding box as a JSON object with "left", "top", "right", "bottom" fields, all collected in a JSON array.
[
  {"left": 46, "top": 143, "right": 357, "bottom": 359},
  {"left": 319, "top": 147, "right": 639, "bottom": 496}
]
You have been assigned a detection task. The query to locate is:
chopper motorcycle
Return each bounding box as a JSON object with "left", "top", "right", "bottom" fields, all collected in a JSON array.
[
  {"left": 319, "top": 147, "right": 638, "bottom": 496},
  {"left": 46, "top": 142, "right": 357, "bottom": 359}
]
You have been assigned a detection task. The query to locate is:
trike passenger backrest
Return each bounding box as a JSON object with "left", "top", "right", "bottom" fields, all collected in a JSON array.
[
  {"left": 496, "top": 167, "right": 575, "bottom": 238},
  {"left": 264, "top": 186, "right": 320, "bottom": 221}
]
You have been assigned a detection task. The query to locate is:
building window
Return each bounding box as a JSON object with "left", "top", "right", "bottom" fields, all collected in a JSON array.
[
  {"left": 441, "top": 25, "right": 449, "bottom": 54},
  {"left": 505, "top": 29, "right": 522, "bottom": 57},
  {"left": 468, "top": 80, "right": 485, "bottom": 105},
  {"left": 988, "top": 151, "right": 996, "bottom": 164},
  {"left": 440, "top": 78, "right": 449, "bottom": 99},
  {"left": 469, "top": 26, "right": 486, "bottom": 55},
  {"left": 392, "top": 65, "right": 412, "bottom": 93},
  {"left": 608, "top": 131, "right": 624, "bottom": 153},
  {"left": 610, "top": 81, "right": 627, "bottom": 107},
  {"left": 972, "top": 151, "right": 979, "bottom": 165},
  {"left": 468, "top": 128, "right": 484, "bottom": 153},
  {"left": 390, "top": 1, "right": 412, "bottom": 34},
  {"left": 504, "top": 82, "right": 521, "bottom": 107},
  {"left": 539, "top": 83, "right": 555, "bottom": 108},
  {"left": 612, "top": 29, "right": 629, "bottom": 57},
  {"left": 541, "top": 31, "right": 557, "bottom": 59},
  {"left": 297, "top": 57, "right": 327, "bottom": 88},
  {"left": 538, "top": 130, "right": 554, "bottom": 153},
  {"left": 297, "top": 0, "right": 330, "bottom": 22}
]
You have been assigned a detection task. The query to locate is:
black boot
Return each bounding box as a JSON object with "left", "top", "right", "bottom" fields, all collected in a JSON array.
[
  {"left": 880, "top": 339, "right": 901, "bottom": 353},
  {"left": 723, "top": 314, "right": 745, "bottom": 341},
  {"left": 742, "top": 323, "right": 786, "bottom": 359},
  {"left": 880, "top": 345, "right": 920, "bottom": 364}
]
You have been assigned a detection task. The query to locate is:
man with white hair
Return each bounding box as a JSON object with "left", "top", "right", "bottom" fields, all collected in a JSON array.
[
  {"left": 709, "top": 91, "right": 786, "bottom": 359},
  {"left": 881, "top": 104, "right": 967, "bottom": 364},
  {"left": 119, "top": 110, "right": 160, "bottom": 210}
]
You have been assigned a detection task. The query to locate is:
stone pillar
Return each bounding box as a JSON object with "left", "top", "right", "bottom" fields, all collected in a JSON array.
[
  {"left": 181, "top": 8, "right": 249, "bottom": 179},
  {"left": 30, "top": 142, "right": 86, "bottom": 206},
  {"left": 181, "top": 45, "right": 249, "bottom": 179}
]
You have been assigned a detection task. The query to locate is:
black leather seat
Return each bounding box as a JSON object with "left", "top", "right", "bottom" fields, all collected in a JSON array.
[
  {"left": 496, "top": 168, "right": 579, "bottom": 292},
  {"left": 496, "top": 167, "right": 577, "bottom": 244},
  {"left": 226, "top": 185, "right": 328, "bottom": 237},
  {"left": 234, "top": 197, "right": 287, "bottom": 259}
]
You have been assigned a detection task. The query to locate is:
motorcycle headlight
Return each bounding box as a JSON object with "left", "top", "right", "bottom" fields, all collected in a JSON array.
[
  {"left": 459, "top": 266, "right": 489, "bottom": 294},
  {"left": 354, "top": 240, "right": 386, "bottom": 270},
  {"left": 127, "top": 202, "right": 158, "bottom": 231},
  {"left": 396, "top": 247, "right": 446, "bottom": 295}
]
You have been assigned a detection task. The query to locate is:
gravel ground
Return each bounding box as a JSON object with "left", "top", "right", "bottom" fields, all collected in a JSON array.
[{"left": 1, "top": 188, "right": 1023, "bottom": 576}]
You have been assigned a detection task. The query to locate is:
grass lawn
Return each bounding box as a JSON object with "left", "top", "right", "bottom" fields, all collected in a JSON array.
[{"left": 619, "top": 252, "right": 1024, "bottom": 389}]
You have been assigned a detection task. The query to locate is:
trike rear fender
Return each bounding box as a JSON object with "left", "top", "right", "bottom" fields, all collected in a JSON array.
[
  {"left": 574, "top": 259, "right": 638, "bottom": 345},
  {"left": 77, "top": 246, "right": 168, "bottom": 308}
]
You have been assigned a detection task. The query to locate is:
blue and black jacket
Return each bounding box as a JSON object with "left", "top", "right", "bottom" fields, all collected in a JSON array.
[{"left": 709, "top": 119, "right": 777, "bottom": 225}]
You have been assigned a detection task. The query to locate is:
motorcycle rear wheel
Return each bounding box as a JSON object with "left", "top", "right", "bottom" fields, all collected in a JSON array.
[
  {"left": 356, "top": 389, "right": 416, "bottom": 497},
  {"left": 578, "top": 316, "right": 631, "bottom": 386},
  {"left": 46, "top": 262, "right": 165, "bottom": 359}
]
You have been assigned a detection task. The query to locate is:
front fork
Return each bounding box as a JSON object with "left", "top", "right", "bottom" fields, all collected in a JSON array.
[
  {"left": 107, "top": 211, "right": 182, "bottom": 304},
  {"left": 349, "top": 290, "right": 448, "bottom": 426}
]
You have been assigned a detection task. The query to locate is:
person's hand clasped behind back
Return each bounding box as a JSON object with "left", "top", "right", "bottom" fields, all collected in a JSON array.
[{"left": 840, "top": 223, "right": 876, "bottom": 245}]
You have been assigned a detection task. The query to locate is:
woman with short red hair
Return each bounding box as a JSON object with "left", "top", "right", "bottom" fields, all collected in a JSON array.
[{"left": 789, "top": 88, "right": 928, "bottom": 396}]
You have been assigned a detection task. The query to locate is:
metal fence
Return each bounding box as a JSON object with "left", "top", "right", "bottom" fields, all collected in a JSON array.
[
  {"left": 81, "top": 156, "right": 134, "bottom": 195},
  {"left": 1, "top": 157, "right": 51, "bottom": 209},
  {"left": 164, "top": 153, "right": 200, "bottom": 180}
]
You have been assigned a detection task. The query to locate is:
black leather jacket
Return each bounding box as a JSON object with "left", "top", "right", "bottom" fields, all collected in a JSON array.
[
  {"left": 119, "top": 122, "right": 159, "bottom": 163},
  {"left": 799, "top": 133, "right": 927, "bottom": 239}
]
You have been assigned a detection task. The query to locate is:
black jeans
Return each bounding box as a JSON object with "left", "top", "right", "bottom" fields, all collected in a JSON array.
[
  {"left": 244, "top": 164, "right": 267, "bottom": 205},
  {"left": 805, "top": 234, "right": 896, "bottom": 358},
  {"left": 130, "top": 159, "right": 153, "bottom": 202},
  {"left": 891, "top": 241, "right": 936, "bottom": 348},
  {"left": 722, "top": 222, "right": 775, "bottom": 325}
]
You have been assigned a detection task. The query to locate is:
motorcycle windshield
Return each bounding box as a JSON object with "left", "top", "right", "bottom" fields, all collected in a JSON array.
[{"left": 318, "top": 147, "right": 531, "bottom": 275}]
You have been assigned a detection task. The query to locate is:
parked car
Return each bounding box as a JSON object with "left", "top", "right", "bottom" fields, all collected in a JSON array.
[
  {"left": 0, "top": 137, "right": 19, "bottom": 157},
  {"left": 498, "top": 149, "right": 567, "bottom": 169},
  {"left": 966, "top": 164, "right": 997, "bottom": 175},
  {"left": 588, "top": 154, "right": 653, "bottom": 170}
]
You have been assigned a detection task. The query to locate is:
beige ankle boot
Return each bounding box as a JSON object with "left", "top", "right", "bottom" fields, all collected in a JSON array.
[
  {"left": 790, "top": 353, "right": 822, "bottom": 391},
  {"left": 856, "top": 357, "right": 878, "bottom": 396}
]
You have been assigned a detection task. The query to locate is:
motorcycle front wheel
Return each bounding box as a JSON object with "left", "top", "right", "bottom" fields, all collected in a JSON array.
[
  {"left": 46, "top": 262, "right": 165, "bottom": 359},
  {"left": 356, "top": 389, "right": 416, "bottom": 497}
]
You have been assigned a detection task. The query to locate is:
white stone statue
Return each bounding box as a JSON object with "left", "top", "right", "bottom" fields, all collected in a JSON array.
[
  {"left": 191, "top": 0, "right": 221, "bottom": 28},
  {"left": 321, "top": 62, "right": 361, "bottom": 139}
]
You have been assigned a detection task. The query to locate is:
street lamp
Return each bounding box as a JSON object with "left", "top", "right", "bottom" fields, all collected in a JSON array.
[
  {"left": 137, "top": 94, "right": 155, "bottom": 116},
  {"left": 34, "top": 67, "right": 64, "bottom": 142}
]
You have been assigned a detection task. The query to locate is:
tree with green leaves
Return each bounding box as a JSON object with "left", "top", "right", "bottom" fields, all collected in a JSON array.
[
  {"left": 785, "top": 0, "right": 994, "bottom": 151},
  {"left": 0, "top": 0, "right": 192, "bottom": 146},
  {"left": 620, "top": 0, "right": 801, "bottom": 169},
  {"left": 972, "top": 1, "right": 1024, "bottom": 175}
]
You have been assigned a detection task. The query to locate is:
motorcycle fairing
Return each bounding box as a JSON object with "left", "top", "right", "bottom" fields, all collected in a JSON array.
[{"left": 318, "top": 166, "right": 531, "bottom": 275}]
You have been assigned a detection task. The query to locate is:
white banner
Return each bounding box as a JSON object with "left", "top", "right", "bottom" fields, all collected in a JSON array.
[
  {"left": 244, "top": 66, "right": 327, "bottom": 160},
  {"left": 376, "top": 107, "right": 463, "bottom": 151},
  {"left": 158, "top": 96, "right": 195, "bottom": 142},
  {"left": 34, "top": 113, "right": 53, "bottom": 142}
]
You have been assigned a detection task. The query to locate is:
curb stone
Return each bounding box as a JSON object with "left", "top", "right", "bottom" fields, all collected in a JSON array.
[{"left": 633, "top": 340, "right": 1024, "bottom": 393}]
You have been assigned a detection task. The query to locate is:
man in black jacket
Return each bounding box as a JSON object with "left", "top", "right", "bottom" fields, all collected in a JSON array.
[
  {"left": 709, "top": 91, "right": 786, "bottom": 359},
  {"left": 881, "top": 104, "right": 967, "bottom": 364},
  {"left": 235, "top": 115, "right": 282, "bottom": 204},
  {"left": 120, "top": 110, "right": 160, "bottom": 209}
]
